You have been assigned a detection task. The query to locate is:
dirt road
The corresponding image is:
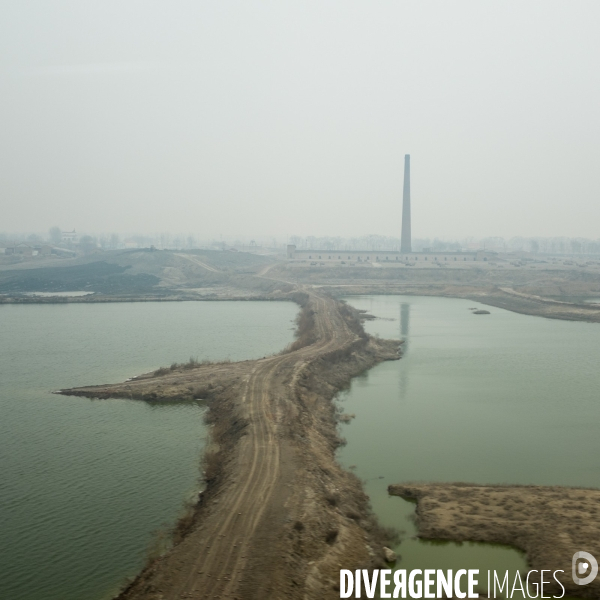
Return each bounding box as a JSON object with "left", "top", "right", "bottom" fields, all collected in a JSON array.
[
  {"left": 165, "top": 294, "right": 356, "bottom": 600},
  {"left": 176, "top": 253, "right": 220, "bottom": 272},
  {"left": 61, "top": 290, "right": 400, "bottom": 600}
]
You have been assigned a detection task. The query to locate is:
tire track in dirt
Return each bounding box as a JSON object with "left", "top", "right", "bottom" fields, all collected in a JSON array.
[
  {"left": 176, "top": 253, "right": 220, "bottom": 273},
  {"left": 170, "top": 292, "right": 356, "bottom": 598},
  {"left": 60, "top": 288, "right": 386, "bottom": 600}
]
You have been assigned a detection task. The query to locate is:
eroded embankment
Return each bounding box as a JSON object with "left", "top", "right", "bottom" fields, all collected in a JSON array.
[
  {"left": 60, "top": 291, "right": 401, "bottom": 600},
  {"left": 390, "top": 483, "right": 600, "bottom": 599}
]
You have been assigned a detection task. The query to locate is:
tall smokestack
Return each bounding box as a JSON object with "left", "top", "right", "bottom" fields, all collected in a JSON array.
[{"left": 401, "top": 154, "right": 412, "bottom": 253}]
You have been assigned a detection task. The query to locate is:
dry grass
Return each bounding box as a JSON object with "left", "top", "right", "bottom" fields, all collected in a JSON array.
[
  {"left": 389, "top": 483, "right": 600, "bottom": 599},
  {"left": 152, "top": 356, "right": 230, "bottom": 377},
  {"left": 62, "top": 291, "right": 403, "bottom": 600},
  {"left": 285, "top": 291, "right": 317, "bottom": 352}
]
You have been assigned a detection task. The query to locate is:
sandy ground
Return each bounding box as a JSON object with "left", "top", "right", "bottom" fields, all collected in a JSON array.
[
  {"left": 389, "top": 483, "right": 600, "bottom": 599},
  {"left": 298, "top": 282, "right": 600, "bottom": 323},
  {"left": 271, "top": 260, "right": 600, "bottom": 323},
  {"left": 4, "top": 252, "right": 600, "bottom": 323},
  {"left": 60, "top": 291, "right": 401, "bottom": 600},
  {"left": 37, "top": 254, "right": 600, "bottom": 598}
]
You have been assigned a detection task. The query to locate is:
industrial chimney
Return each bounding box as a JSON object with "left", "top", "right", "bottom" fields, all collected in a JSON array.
[{"left": 401, "top": 154, "right": 412, "bottom": 253}]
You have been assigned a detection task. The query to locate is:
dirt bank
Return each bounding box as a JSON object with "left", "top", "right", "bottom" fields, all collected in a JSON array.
[
  {"left": 306, "top": 282, "right": 600, "bottom": 323},
  {"left": 60, "top": 291, "right": 401, "bottom": 600},
  {"left": 7, "top": 252, "right": 600, "bottom": 322},
  {"left": 389, "top": 483, "right": 600, "bottom": 599},
  {"left": 272, "top": 261, "right": 600, "bottom": 323}
]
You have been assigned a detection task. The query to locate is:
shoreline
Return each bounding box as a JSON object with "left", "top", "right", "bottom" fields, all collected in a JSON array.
[
  {"left": 46, "top": 280, "right": 600, "bottom": 598},
  {"left": 389, "top": 483, "right": 600, "bottom": 599},
  {"left": 0, "top": 294, "right": 290, "bottom": 304},
  {"left": 324, "top": 285, "right": 600, "bottom": 323},
  {"left": 5, "top": 285, "right": 600, "bottom": 324},
  {"left": 60, "top": 291, "right": 402, "bottom": 599}
]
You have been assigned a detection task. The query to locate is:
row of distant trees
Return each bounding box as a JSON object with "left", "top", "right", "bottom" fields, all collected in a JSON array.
[
  {"left": 38, "top": 230, "right": 279, "bottom": 251},
  {"left": 288, "top": 235, "right": 600, "bottom": 255},
  {"left": 0, "top": 229, "right": 208, "bottom": 252},
  {"left": 2, "top": 230, "right": 599, "bottom": 255}
]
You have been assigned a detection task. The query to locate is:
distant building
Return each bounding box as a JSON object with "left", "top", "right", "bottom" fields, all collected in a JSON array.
[
  {"left": 62, "top": 230, "right": 78, "bottom": 244},
  {"left": 285, "top": 247, "right": 491, "bottom": 263},
  {"left": 286, "top": 155, "right": 498, "bottom": 265},
  {"left": 124, "top": 239, "right": 139, "bottom": 249},
  {"left": 35, "top": 244, "right": 53, "bottom": 256},
  {"left": 401, "top": 154, "right": 412, "bottom": 253},
  {"left": 14, "top": 243, "right": 34, "bottom": 256}
]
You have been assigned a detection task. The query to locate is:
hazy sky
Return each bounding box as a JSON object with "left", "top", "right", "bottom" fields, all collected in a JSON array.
[{"left": 1, "top": 1, "right": 599, "bottom": 239}]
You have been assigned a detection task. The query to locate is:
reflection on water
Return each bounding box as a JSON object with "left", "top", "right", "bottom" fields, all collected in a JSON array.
[
  {"left": 339, "top": 295, "right": 600, "bottom": 597},
  {"left": 399, "top": 303, "right": 410, "bottom": 398},
  {"left": 400, "top": 302, "right": 410, "bottom": 338}
]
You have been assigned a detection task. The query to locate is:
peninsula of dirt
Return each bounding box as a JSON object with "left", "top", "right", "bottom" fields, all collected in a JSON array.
[
  {"left": 27, "top": 249, "right": 600, "bottom": 598},
  {"left": 389, "top": 483, "right": 600, "bottom": 599},
  {"left": 60, "top": 291, "right": 401, "bottom": 600}
]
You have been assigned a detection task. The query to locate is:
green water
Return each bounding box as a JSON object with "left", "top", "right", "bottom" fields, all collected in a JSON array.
[
  {"left": 338, "top": 295, "right": 600, "bottom": 596},
  {"left": 0, "top": 301, "right": 296, "bottom": 600}
]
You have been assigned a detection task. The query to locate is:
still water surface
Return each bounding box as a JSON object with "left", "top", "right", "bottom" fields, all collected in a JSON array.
[
  {"left": 0, "top": 301, "right": 296, "bottom": 600},
  {"left": 338, "top": 295, "right": 600, "bottom": 595}
]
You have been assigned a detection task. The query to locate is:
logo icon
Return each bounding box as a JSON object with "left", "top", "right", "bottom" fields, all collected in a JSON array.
[{"left": 572, "top": 551, "right": 598, "bottom": 585}]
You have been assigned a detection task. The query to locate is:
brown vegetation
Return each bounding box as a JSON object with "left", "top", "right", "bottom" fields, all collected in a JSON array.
[
  {"left": 47, "top": 252, "right": 600, "bottom": 598},
  {"left": 60, "top": 290, "right": 401, "bottom": 600},
  {"left": 286, "top": 291, "right": 317, "bottom": 351},
  {"left": 389, "top": 483, "right": 600, "bottom": 599}
]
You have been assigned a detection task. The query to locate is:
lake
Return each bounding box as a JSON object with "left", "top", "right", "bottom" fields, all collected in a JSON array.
[
  {"left": 0, "top": 300, "right": 297, "bottom": 600},
  {"left": 338, "top": 295, "right": 600, "bottom": 596}
]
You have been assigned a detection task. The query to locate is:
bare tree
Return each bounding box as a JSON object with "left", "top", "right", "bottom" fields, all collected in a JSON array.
[
  {"left": 49, "top": 226, "right": 61, "bottom": 245},
  {"left": 79, "top": 235, "right": 97, "bottom": 254}
]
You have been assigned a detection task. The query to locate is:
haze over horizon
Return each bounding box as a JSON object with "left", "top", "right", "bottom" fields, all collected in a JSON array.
[{"left": 1, "top": 1, "right": 599, "bottom": 240}]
